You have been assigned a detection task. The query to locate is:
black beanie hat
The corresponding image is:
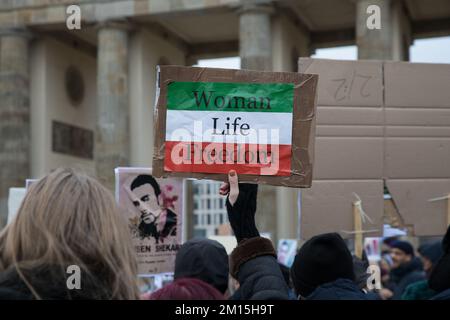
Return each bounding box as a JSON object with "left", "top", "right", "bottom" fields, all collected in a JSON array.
[
  {"left": 174, "top": 238, "right": 229, "bottom": 294},
  {"left": 290, "top": 233, "right": 355, "bottom": 298},
  {"left": 390, "top": 240, "right": 415, "bottom": 256}
]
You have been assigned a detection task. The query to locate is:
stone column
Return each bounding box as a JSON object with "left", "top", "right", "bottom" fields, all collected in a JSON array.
[
  {"left": 356, "top": 0, "right": 410, "bottom": 61},
  {"left": 391, "top": 0, "right": 411, "bottom": 61},
  {"left": 0, "top": 28, "right": 31, "bottom": 227},
  {"left": 239, "top": 0, "right": 274, "bottom": 71},
  {"left": 239, "top": 1, "right": 281, "bottom": 242},
  {"left": 96, "top": 21, "right": 130, "bottom": 190}
]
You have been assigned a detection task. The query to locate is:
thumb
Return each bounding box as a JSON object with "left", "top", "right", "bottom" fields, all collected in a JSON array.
[{"left": 228, "top": 170, "right": 239, "bottom": 206}]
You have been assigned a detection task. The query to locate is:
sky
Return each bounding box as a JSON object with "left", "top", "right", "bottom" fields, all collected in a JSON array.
[{"left": 196, "top": 36, "right": 450, "bottom": 68}]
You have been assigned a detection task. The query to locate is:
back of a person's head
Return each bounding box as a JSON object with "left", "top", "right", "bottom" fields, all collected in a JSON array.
[
  {"left": 0, "top": 168, "right": 139, "bottom": 299},
  {"left": 291, "top": 233, "right": 355, "bottom": 298},
  {"left": 419, "top": 241, "right": 443, "bottom": 265},
  {"left": 174, "top": 238, "right": 229, "bottom": 294},
  {"left": 146, "top": 278, "right": 224, "bottom": 300}
]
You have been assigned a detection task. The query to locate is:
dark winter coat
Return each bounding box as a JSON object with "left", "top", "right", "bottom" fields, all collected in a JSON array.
[
  {"left": 431, "top": 288, "right": 450, "bottom": 300},
  {"left": 230, "top": 237, "right": 289, "bottom": 300},
  {"left": 306, "top": 278, "right": 372, "bottom": 300},
  {"left": 389, "top": 257, "right": 426, "bottom": 300},
  {"left": 429, "top": 225, "right": 450, "bottom": 296},
  {"left": 401, "top": 279, "right": 436, "bottom": 300}
]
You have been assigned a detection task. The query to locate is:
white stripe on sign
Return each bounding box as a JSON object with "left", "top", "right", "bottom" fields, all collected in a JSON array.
[{"left": 166, "top": 110, "right": 293, "bottom": 145}]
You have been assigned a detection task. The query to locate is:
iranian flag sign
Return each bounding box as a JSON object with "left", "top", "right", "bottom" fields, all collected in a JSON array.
[
  {"left": 165, "top": 81, "right": 294, "bottom": 176},
  {"left": 153, "top": 66, "right": 318, "bottom": 188}
]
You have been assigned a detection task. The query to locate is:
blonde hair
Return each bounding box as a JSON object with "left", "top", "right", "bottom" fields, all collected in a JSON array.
[{"left": 0, "top": 168, "right": 139, "bottom": 299}]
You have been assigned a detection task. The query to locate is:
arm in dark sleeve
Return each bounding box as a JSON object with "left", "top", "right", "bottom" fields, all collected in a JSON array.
[{"left": 230, "top": 237, "right": 289, "bottom": 300}]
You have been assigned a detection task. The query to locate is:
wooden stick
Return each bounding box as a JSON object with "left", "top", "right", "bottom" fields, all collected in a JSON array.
[
  {"left": 353, "top": 202, "right": 363, "bottom": 259},
  {"left": 447, "top": 194, "right": 450, "bottom": 226}
]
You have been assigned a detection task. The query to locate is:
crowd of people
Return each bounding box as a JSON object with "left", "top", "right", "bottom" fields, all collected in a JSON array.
[{"left": 0, "top": 167, "right": 449, "bottom": 300}]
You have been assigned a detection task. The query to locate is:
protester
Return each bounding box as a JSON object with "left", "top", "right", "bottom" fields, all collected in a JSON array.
[
  {"left": 291, "top": 233, "right": 371, "bottom": 300},
  {"left": 173, "top": 238, "right": 229, "bottom": 296},
  {"left": 144, "top": 277, "right": 224, "bottom": 300},
  {"left": 220, "top": 170, "right": 289, "bottom": 300},
  {"left": 0, "top": 168, "right": 139, "bottom": 300},
  {"left": 379, "top": 240, "right": 426, "bottom": 300},
  {"left": 401, "top": 241, "right": 443, "bottom": 300},
  {"left": 419, "top": 241, "right": 443, "bottom": 277},
  {"left": 429, "top": 226, "right": 450, "bottom": 300}
]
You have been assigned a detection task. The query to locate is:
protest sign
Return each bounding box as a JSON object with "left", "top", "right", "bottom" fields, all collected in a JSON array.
[
  {"left": 364, "top": 237, "right": 382, "bottom": 262},
  {"left": 277, "top": 239, "right": 298, "bottom": 268},
  {"left": 152, "top": 66, "right": 318, "bottom": 188},
  {"left": 7, "top": 188, "right": 26, "bottom": 224},
  {"left": 115, "top": 167, "right": 184, "bottom": 275}
]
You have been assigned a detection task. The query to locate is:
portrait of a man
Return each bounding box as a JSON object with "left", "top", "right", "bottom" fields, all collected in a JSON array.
[{"left": 126, "top": 174, "right": 177, "bottom": 243}]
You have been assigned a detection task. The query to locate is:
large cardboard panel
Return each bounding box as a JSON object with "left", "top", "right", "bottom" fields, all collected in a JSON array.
[
  {"left": 316, "top": 125, "right": 383, "bottom": 137},
  {"left": 386, "top": 179, "right": 450, "bottom": 236},
  {"left": 298, "top": 58, "right": 383, "bottom": 107},
  {"left": 385, "top": 108, "right": 450, "bottom": 126},
  {"left": 152, "top": 65, "right": 318, "bottom": 188},
  {"left": 386, "top": 126, "right": 450, "bottom": 137},
  {"left": 300, "top": 180, "right": 384, "bottom": 240},
  {"left": 384, "top": 61, "right": 450, "bottom": 108},
  {"left": 298, "top": 58, "right": 450, "bottom": 238},
  {"left": 313, "top": 137, "right": 384, "bottom": 179},
  {"left": 317, "top": 106, "right": 383, "bottom": 125},
  {"left": 385, "top": 138, "right": 450, "bottom": 179}
]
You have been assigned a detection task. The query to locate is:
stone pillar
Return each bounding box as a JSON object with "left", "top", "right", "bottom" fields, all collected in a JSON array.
[
  {"left": 276, "top": 188, "right": 299, "bottom": 240},
  {"left": 239, "top": 0, "right": 273, "bottom": 71},
  {"left": 96, "top": 21, "right": 130, "bottom": 190},
  {"left": 239, "top": 1, "right": 280, "bottom": 242},
  {"left": 391, "top": 0, "right": 411, "bottom": 61},
  {"left": 356, "top": 0, "right": 410, "bottom": 61},
  {"left": 0, "top": 28, "right": 31, "bottom": 227}
]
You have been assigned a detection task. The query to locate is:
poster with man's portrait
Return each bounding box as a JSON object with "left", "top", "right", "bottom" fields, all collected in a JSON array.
[{"left": 115, "top": 167, "right": 184, "bottom": 275}]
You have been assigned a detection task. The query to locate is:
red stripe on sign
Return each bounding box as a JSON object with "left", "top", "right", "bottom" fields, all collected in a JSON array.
[{"left": 164, "top": 141, "right": 291, "bottom": 176}]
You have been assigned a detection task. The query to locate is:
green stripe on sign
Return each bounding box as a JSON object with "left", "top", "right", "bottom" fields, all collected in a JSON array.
[{"left": 167, "top": 81, "right": 294, "bottom": 113}]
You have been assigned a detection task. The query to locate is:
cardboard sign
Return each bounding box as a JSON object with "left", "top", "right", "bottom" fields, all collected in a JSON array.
[
  {"left": 299, "top": 58, "right": 450, "bottom": 237},
  {"left": 115, "top": 167, "right": 184, "bottom": 275},
  {"left": 153, "top": 66, "right": 318, "bottom": 188}
]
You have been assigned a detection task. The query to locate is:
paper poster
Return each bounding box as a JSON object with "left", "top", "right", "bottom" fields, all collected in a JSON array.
[
  {"left": 364, "top": 237, "right": 382, "bottom": 262},
  {"left": 277, "top": 239, "right": 298, "bottom": 268},
  {"left": 153, "top": 65, "right": 318, "bottom": 188},
  {"left": 7, "top": 188, "right": 27, "bottom": 224},
  {"left": 115, "top": 167, "right": 184, "bottom": 275}
]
